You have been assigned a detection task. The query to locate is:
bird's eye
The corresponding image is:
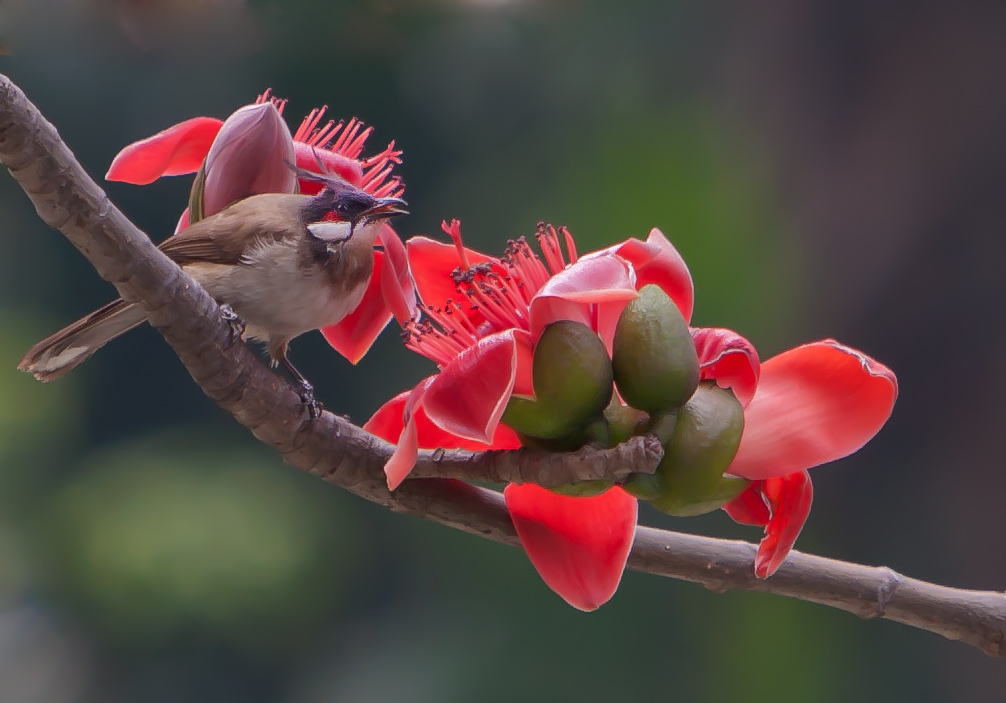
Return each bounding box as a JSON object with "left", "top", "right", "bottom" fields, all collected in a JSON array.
[{"left": 336, "top": 203, "right": 351, "bottom": 216}]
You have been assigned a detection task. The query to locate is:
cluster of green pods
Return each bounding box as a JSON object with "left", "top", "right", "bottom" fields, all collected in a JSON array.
[{"left": 502, "top": 285, "right": 749, "bottom": 516}]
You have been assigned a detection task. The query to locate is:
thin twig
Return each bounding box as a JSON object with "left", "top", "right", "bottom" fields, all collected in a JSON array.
[{"left": 2, "top": 72, "right": 1004, "bottom": 658}]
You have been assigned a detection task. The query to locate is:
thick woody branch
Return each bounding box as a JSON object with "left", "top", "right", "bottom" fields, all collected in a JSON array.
[{"left": 2, "top": 73, "right": 1005, "bottom": 659}]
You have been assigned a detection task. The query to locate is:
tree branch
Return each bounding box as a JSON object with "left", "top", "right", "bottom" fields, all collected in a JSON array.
[{"left": 3, "top": 72, "right": 1004, "bottom": 658}]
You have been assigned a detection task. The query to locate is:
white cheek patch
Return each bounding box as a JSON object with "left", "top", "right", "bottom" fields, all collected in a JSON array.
[{"left": 307, "top": 222, "right": 352, "bottom": 243}]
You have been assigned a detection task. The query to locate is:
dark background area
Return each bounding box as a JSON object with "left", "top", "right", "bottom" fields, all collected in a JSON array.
[{"left": 1, "top": 0, "right": 1005, "bottom": 700}]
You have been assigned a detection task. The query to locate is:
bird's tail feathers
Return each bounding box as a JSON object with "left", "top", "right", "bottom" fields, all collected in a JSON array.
[{"left": 18, "top": 299, "right": 147, "bottom": 382}]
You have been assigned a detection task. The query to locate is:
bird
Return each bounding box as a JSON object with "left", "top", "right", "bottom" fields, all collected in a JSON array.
[{"left": 18, "top": 176, "right": 408, "bottom": 410}]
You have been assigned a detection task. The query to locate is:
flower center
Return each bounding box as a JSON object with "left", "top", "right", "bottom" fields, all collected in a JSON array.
[{"left": 403, "top": 220, "right": 579, "bottom": 366}]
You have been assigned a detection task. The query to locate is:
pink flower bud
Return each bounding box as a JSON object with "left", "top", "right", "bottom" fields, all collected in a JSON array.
[{"left": 200, "top": 102, "right": 297, "bottom": 217}]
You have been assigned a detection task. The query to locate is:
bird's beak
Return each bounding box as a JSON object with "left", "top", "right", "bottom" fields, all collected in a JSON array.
[{"left": 361, "top": 197, "right": 409, "bottom": 222}]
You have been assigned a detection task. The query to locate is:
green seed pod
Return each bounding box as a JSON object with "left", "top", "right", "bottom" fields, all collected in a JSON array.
[
  {"left": 648, "top": 382, "right": 750, "bottom": 517},
  {"left": 612, "top": 284, "right": 699, "bottom": 413},
  {"left": 502, "top": 321, "right": 613, "bottom": 439}
]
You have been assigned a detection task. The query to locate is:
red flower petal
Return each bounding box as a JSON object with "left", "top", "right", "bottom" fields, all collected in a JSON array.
[
  {"left": 106, "top": 116, "right": 223, "bottom": 185},
  {"left": 504, "top": 484, "right": 638, "bottom": 611},
  {"left": 366, "top": 382, "right": 522, "bottom": 489},
  {"left": 377, "top": 224, "right": 417, "bottom": 324},
  {"left": 529, "top": 255, "right": 639, "bottom": 341},
  {"left": 691, "top": 327, "right": 761, "bottom": 407},
  {"left": 727, "top": 340, "right": 898, "bottom": 481},
  {"left": 422, "top": 331, "right": 519, "bottom": 443},
  {"left": 380, "top": 379, "right": 434, "bottom": 489},
  {"left": 173, "top": 208, "right": 190, "bottom": 234},
  {"left": 722, "top": 482, "right": 771, "bottom": 526},
  {"left": 584, "top": 228, "right": 694, "bottom": 323},
  {"left": 407, "top": 235, "right": 496, "bottom": 309},
  {"left": 321, "top": 249, "right": 394, "bottom": 365},
  {"left": 511, "top": 329, "right": 535, "bottom": 397},
  {"left": 293, "top": 141, "right": 365, "bottom": 194},
  {"left": 756, "top": 472, "right": 813, "bottom": 578},
  {"left": 321, "top": 226, "right": 415, "bottom": 363},
  {"left": 366, "top": 388, "right": 522, "bottom": 451}
]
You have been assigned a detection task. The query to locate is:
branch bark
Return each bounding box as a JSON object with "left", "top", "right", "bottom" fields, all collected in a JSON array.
[{"left": 3, "top": 73, "right": 1005, "bottom": 659}]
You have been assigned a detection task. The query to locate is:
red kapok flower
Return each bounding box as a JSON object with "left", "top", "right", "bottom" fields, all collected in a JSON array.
[
  {"left": 105, "top": 91, "right": 414, "bottom": 363},
  {"left": 691, "top": 328, "right": 898, "bottom": 576},
  {"left": 365, "top": 220, "right": 693, "bottom": 610}
]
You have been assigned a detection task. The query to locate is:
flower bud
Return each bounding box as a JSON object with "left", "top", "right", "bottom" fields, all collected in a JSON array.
[
  {"left": 189, "top": 102, "right": 297, "bottom": 222},
  {"left": 604, "top": 400, "right": 649, "bottom": 447},
  {"left": 612, "top": 284, "right": 699, "bottom": 413},
  {"left": 647, "top": 382, "right": 749, "bottom": 517},
  {"left": 503, "top": 321, "right": 613, "bottom": 439}
]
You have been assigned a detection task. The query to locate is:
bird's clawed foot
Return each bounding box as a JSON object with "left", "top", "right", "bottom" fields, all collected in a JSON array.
[
  {"left": 220, "top": 304, "right": 246, "bottom": 346},
  {"left": 297, "top": 379, "right": 323, "bottom": 421},
  {"left": 280, "top": 356, "right": 323, "bottom": 421}
]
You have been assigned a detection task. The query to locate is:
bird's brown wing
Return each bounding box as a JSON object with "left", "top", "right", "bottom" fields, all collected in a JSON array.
[{"left": 158, "top": 193, "right": 310, "bottom": 266}]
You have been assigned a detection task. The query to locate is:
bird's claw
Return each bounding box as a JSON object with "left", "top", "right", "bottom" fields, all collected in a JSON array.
[
  {"left": 297, "top": 380, "right": 323, "bottom": 421},
  {"left": 220, "top": 304, "right": 246, "bottom": 346}
]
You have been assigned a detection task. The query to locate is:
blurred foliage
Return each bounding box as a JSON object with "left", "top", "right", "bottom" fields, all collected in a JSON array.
[{"left": 34, "top": 433, "right": 362, "bottom": 649}]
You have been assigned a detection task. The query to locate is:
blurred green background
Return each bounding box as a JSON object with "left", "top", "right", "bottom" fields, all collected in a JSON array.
[{"left": 2, "top": 0, "right": 1005, "bottom": 700}]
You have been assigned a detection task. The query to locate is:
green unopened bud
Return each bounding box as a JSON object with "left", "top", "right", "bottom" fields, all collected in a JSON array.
[
  {"left": 612, "top": 284, "right": 699, "bottom": 413},
  {"left": 604, "top": 399, "right": 649, "bottom": 447},
  {"left": 503, "top": 321, "right": 613, "bottom": 439},
  {"left": 648, "top": 382, "right": 749, "bottom": 517}
]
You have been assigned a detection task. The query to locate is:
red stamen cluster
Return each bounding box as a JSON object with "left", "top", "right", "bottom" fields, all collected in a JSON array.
[
  {"left": 256, "top": 89, "right": 404, "bottom": 198},
  {"left": 403, "top": 220, "right": 579, "bottom": 367}
]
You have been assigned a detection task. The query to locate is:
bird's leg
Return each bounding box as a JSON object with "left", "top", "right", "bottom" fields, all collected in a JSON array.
[
  {"left": 219, "top": 304, "right": 246, "bottom": 347},
  {"left": 282, "top": 357, "right": 323, "bottom": 420},
  {"left": 270, "top": 340, "right": 322, "bottom": 420}
]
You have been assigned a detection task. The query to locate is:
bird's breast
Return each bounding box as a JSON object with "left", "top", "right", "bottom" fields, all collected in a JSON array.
[{"left": 185, "top": 239, "right": 372, "bottom": 343}]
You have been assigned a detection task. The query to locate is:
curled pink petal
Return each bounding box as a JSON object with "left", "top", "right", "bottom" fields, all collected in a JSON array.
[
  {"left": 504, "top": 484, "right": 638, "bottom": 611},
  {"left": 529, "top": 255, "right": 638, "bottom": 341},
  {"left": 728, "top": 340, "right": 898, "bottom": 481},
  {"left": 584, "top": 228, "right": 694, "bottom": 322},
  {"left": 422, "top": 331, "right": 519, "bottom": 443},
  {"left": 106, "top": 116, "right": 223, "bottom": 185},
  {"left": 691, "top": 327, "right": 761, "bottom": 407}
]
